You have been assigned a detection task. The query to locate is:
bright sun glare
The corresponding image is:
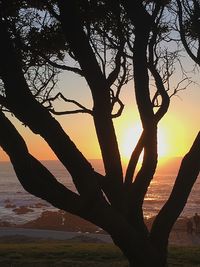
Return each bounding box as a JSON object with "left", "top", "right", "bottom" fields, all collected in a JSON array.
[{"left": 120, "top": 123, "right": 169, "bottom": 163}]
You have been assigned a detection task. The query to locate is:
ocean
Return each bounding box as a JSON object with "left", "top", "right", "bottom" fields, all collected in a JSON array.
[{"left": 0, "top": 160, "right": 200, "bottom": 225}]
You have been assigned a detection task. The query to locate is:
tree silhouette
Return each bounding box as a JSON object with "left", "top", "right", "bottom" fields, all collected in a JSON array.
[
  {"left": 0, "top": 1, "right": 199, "bottom": 266},
  {"left": 177, "top": 0, "right": 200, "bottom": 64}
]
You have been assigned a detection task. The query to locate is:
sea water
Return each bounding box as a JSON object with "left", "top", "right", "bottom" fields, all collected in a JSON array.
[{"left": 0, "top": 160, "right": 200, "bottom": 224}]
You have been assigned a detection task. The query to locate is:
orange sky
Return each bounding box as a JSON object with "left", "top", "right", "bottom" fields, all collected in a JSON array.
[{"left": 0, "top": 77, "right": 199, "bottom": 164}]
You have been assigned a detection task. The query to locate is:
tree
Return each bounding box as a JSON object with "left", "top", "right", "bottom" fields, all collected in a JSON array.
[
  {"left": 0, "top": 1, "right": 199, "bottom": 266},
  {"left": 176, "top": 0, "right": 200, "bottom": 65}
]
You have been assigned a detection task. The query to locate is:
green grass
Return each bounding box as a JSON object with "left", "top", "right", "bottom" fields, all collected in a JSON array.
[
  {"left": 168, "top": 246, "right": 200, "bottom": 266},
  {"left": 0, "top": 241, "right": 200, "bottom": 266},
  {"left": 0, "top": 241, "right": 128, "bottom": 267}
]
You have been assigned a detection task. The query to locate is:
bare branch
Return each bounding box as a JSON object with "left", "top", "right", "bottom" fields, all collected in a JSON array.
[
  {"left": 41, "top": 55, "right": 83, "bottom": 76},
  {"left": 169, "top": 77, "right": 193, "bottom": 98},
  {"left": 49, "top": 108, "right": 91, "bottom": 116},
  {"left": 107, "top": 49, "right": 122, "bottom": 87},
  {"left": 111, "top": 97, "right": 124, "bottom": 118},
  {"left": 110, "top": 56, "right": 128, "bottom": 119},
  {"left": 33, "top": 69, "right": 56, "bottom": 99},
  {"left": 43, "top": 92, "right": 93, "bottom": 115},
  {"left": 89, "top": 35, "right": 107, "bottom": 77},
  {"left": 148, "top": 63, "right": 170, "bottom": 122}
]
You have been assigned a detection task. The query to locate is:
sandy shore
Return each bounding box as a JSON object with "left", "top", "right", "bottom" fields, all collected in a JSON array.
[{"left": 0, "top": 210, "right": 200, "bottom": 246}]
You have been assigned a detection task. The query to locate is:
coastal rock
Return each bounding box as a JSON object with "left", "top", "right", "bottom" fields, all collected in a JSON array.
[
  {"left": 5, "top": 203, "right": 16, "bottom": 209},
  {"left": 21, "top": 210, "right": 103, "bottom": 233},
  {"left": 13, "top": 206, "right": 34, "bottom": 215}
]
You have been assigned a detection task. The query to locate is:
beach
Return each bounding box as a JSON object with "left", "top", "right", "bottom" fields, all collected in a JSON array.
[
  {"left": 1, "top": 161, "right": 200, "bottom": 247},
  {"left": 0, "top": 205, "right": 200, "bottom": 267},
  {"left": 0, "top": 210, "right": 200, "bottom": 246}
]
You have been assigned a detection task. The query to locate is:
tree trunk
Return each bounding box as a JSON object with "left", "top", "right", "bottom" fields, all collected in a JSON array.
[
  {"left": 126, "top": 248, "right": 168, "bottom": 267},
  {"left": 120, "top": 242, "right": 168, "bottom": 267},
  {"left": 109, "top": 230, "right": 168, "bottom": 267}
]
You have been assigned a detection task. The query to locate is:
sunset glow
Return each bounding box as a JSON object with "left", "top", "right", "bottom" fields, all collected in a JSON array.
[
  {"left": 0, "top": 83, "right": 199, "bottom": 163},
  {"left": 119, "top": 122, "right": 169, "bottom": 163}
]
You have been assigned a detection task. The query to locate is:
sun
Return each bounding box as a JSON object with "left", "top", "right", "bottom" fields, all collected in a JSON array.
[
  {"left": 157, "top": 127, "right": 169, "bottom": 158},
  {"left": 120, "top": 123, "right": 141, "bottom": 161},
  {"left": 120, "top": 123, "right": 169, "bottom": 163}
]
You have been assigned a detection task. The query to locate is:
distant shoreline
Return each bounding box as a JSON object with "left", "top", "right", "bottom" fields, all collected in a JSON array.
[{"left": 0, "top": 157, "right": 184, "bottom": 172}]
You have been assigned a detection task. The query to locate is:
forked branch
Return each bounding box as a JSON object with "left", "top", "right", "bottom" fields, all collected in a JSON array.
[{"left": 58, "top": 0, "right": 124, "bottom": 208}]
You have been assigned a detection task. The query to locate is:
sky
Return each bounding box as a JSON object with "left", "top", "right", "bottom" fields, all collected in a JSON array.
[{"left": 0, "top": 65, "right": 199, "bottom": 165}]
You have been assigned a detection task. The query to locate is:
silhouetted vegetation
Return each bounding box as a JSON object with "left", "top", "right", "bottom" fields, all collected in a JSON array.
[{"left": 0, "top": 1, "right": 199, "bottom": 266}]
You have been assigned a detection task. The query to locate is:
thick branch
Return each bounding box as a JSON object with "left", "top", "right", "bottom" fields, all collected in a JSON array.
[
  {"left": 123, "top": 1, "right": 158, "bottom": 179},
  {"left": 0, "top": 19, "right": 104, "bottom": 203},
  {"left": 124, "top": 128, "right": 157, "bottom": 236},
  {"left": 148, "top": 64, "right": 170, "bottom": 122},
  {"left": 123, "top": 1, "right": 155, "bottom": 128},
  {"left": 122, "top": 2, "right": 158, "bottom": 232},
  {"left": 131, "top": 127, "right": 158, "bottom": 203},
  {"left": 147, "top": 18, "right": 170, "bottom": 122},
  {"left": 0, "top": 111, "right": 123, "bottom": 235},
  {"left": 122, "top": 0, "right": 152, "bottom": 29},
  {"left": 58, "top": 0, "right": 124, "bottom": 207},
  {"left": 111, "top": 98, "right": 124, "bottom": 118},
  {"left": 125, "top": 132, "right": 145, "bottom": 187},
  {"left": 107, "top": 47, "right": 124, "bottom": 87},
  {"left": 150, "top": 132, "right": 200, "bottom": 248},
  {"left": 0, "top": 111, "right": 84, "bottom": 215}
]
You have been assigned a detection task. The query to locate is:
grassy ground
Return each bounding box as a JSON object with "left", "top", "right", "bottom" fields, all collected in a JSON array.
[{"left": 0, "top": 241, "right": 200, "bottom": 266}]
